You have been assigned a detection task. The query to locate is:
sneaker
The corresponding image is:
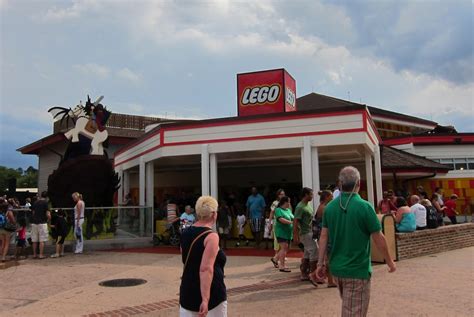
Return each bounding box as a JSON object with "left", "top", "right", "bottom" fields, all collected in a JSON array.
[
  {"left": 50, "top": 254, "right": 60, "bottom": 258},
  {"left": 235, "top": 242, "right": 240, "bottom": 247},
  {"left": 74, "top": 251, "right": 83, "bottom": 254},
  {"left": 245, "top": 240, "right": 249, "bottom": 246},
  {"left": 60, "top": 253, "right": 65, "bottom": 257}
]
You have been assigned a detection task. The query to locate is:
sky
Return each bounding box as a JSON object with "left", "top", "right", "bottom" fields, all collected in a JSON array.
[{"left": 0, "top": 0, "right": 473, "bottom": 169}]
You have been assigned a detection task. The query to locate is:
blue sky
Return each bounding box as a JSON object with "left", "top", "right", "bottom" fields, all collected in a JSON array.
[{"left": 1, "top": 0, "right": 472, "bottom": 169}]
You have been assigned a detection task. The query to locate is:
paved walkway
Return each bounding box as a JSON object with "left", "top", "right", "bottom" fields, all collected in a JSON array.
[{"left": 0, "top": 247, "right": 472, "bottom": 316}]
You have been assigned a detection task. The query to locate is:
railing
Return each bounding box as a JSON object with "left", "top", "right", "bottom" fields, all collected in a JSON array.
[{"left": 11, "top": 206, "right": 153, "bottom": 241}]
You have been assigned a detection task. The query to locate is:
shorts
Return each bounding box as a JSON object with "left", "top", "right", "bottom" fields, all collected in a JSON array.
[
  {"left": 237, "top": 224, "right": 245, "bottom": 235},
  {"left": 300, "top": 232, "right": 318, "bottom": 261},
  {"left": 250, "top": 218, "right": 263, "bottom": 233},
  {"left": 277, "top": 237, "right": 290, "bottom": 244},
  {"left": 31, "top": 223, "right": 49, "bottom": 243},
  {"left": 180, "top": 301, "right": 227, "bottom": 317},
  {"left": 335, "top": 277, "right": 371, "bottom": 317},
  {"left": 218, "top": 227, "right": 230, "bottom": 235},
  {"left": 0, "top": 229, "right": 13, "bottom": 236},
  {"left": 16, "top": 239, "right": 26, "bottom": 248},
  {"left": 56, "top": 235, "right": 66, "bottom": 245}
]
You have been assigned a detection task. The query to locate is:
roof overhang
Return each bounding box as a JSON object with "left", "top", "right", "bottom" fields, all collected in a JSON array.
[
  {"left": 383, "top": 134, "right": 474, "bottom": 146},
  {"left": 17, "top": 133, "right": 66, "bottom": 155},
  {"left": 114, "top": 108, "right": 380, "bottom": 169}
]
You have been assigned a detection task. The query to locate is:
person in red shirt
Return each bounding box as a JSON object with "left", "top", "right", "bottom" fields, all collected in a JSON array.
[
  {"left": 377, "top": 191, "right": 397, "bottom": 214},
  {"left": 15, "top": 217, "right": 27, "bottom": 259},
  {"left": 444, "top": 194, "right": 459, "bottom": 224}
]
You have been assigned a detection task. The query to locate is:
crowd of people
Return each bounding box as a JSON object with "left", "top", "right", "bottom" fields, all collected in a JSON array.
[
  {"left": 376, "top": 186, "right": 460, "bottom": 232},
  {"left": 179, "top": 166, "right": 399, "bottom": 317},
  {"left": 0, "top": 191, "right": 85, "bottom": 262}
]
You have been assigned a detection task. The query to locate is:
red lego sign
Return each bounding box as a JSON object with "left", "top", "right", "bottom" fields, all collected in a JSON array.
[{"left": 237, "top": 69, "right": 297, "bottom": 117}]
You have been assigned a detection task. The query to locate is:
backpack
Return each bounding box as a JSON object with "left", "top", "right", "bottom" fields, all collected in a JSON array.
[
  {"left": 0, "top": 213, "right": 5, "bottom": 229},
  {"left": 426, "top": 206, "right": 439, "bottom": 229}
]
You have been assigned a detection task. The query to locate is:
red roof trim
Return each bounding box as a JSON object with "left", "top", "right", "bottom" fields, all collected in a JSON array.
[
  {"left": 115, "top": 109, "right": 366, "bottom": 157},
  {"left": 164, "top": 110, "right": 364, "bottom": 131},
  {"left": 114, "top": 128, "right": 162, "bottom": 156},
  {"left": 114, "top": 126, "right": 366, "bottom": 167},
  {"left": 383, "top": 134, "right": 474, "bottom": 146},
  {"left": 17, "top": 134, "right": 66, "bottom": 155},
  {"left": 382, "top": 168, "right": 450, "bottom": 174}
]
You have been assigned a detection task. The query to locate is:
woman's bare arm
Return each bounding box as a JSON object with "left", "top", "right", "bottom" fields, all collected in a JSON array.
[
  {"left": 199, "top": 233, "right": 219, "bottom": 308},
  {"left": 278, "top": 217, "right": 292, "bottom": 225},
  {"left": 394, "top": 209, "right": 404, "bottom": 223}
]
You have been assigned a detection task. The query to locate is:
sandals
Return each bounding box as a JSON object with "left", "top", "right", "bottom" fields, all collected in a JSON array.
[
  {"left": 279, "top": 268, "right": 291, "bottom": 273},
  {"left": 270, "top": 258, "right": 278, "bottom": 268}
]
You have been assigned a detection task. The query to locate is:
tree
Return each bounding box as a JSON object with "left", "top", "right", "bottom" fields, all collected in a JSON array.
[{"left": 0, "top": 166, "right": 38, "bottom": 191}]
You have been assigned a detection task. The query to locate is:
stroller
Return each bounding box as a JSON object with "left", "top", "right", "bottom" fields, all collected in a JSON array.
[{"left": 153, "top": 221, "right": 180, "bottom": 246}]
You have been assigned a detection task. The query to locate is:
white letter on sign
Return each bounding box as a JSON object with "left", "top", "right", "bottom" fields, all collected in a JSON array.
[
  {"left": 241, "top": 85, "right": 281, "bottom": 105},
  {"left": 268, "top": 86, "right": 279, "bottom": 102},
  {"left": 242, "top": 88, "right": 251, "bottom": 105},
  {"left": 249, "top": 88, "right": 258, "bottom": 104},
  {"left": 286, "top": 87, "right": 296, "bottom": 108},
  {"left": 257, "top": 86, "right": 269, "bottom": 103}
]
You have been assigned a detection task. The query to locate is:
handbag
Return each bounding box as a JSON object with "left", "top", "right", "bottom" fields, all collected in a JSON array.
[
  {"left": 182, "top": 228, "right": 213, "bottom": 274},
  {"left": 4, "top": 220, "right": 18, "bottom": 232}
]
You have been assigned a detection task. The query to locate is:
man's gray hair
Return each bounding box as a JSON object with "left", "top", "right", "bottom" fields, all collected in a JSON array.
[{"left": 338, "top": 166, "right": 361, "bottom": 191}]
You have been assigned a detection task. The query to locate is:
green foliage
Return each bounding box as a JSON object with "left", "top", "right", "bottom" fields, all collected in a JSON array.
[{"left": 0, "top": 166, "right": 38, "bottom": 191}]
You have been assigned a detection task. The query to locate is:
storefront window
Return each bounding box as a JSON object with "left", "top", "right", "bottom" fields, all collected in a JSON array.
[
  {"left": 436, "top": 158, "right": 474, "bottom": 170},
  {"left": 467, "top": 159, "right": 474, "bottom": 170}
]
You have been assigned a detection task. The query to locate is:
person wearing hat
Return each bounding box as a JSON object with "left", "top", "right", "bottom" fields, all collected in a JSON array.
[{"left": 444, "top": 194, "right": 459, "bottom": 224}]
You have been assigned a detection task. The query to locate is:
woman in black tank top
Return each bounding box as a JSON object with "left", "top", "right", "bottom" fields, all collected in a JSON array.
[{"left": 179, "top": 196, "right": 227, "bottom": 317}]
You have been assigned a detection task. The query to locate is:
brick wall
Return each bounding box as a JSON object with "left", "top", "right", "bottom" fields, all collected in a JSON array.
[{"left": 396, "top": 223, "right": 474, "bottom": 260}]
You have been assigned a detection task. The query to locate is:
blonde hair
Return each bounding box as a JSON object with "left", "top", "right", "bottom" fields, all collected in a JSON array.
[
  {"left": 195, "top": 196, "right": 218, "bottom": 220},
  {"left": 420, "top": 199, "right": 432, "bottom": 207},
  {"left": 72, "top": 192, "right": 83, "bottom": 200}
]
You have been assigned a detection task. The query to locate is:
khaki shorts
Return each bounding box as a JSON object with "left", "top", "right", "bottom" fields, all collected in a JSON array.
[{"left": 31, "top": 223, "right": 49, "bottom": 243}]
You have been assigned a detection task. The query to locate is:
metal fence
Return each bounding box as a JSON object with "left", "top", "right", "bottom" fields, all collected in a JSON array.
[{"left": 11, "top": 206, "right": 153, "bottom": 241}]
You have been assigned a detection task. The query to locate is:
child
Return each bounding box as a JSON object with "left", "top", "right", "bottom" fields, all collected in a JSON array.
[
  {"left": 15, "top": 217, "right": 27, "bottom": 260},
  {"left": 235, "top": 209, "right": 249, "bottom": 247},
  {"left": 217, "top": 201, "right": 231, "bottom": 250},
  {"left": 263, "top": 209, "right": 273, "bottom": 250},
  {"left": 51, "top": 209, "right": 68, "bottom": 258},
  {"left": 444, "top": 194, "right": 459, "bottom": 225}
]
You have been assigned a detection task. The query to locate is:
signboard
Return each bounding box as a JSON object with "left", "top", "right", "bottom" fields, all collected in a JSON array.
[{"left": 237, "top": 69, "right": 297, "bottom": 117}]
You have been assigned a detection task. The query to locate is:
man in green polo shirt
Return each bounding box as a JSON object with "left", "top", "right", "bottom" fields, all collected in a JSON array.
[
  {"left": 293, "top": 187, "right": 318, "bottom": 282},
  {"left": 316, "top": 166, "right": 396, "bottom": 316}
]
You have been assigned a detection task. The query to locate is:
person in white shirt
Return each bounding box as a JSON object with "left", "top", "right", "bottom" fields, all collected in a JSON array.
[
  {"left": 410, "top": 195, "right": 427, "bottom": 230},
  {"left": 332, "top": 180, "right": 341, "bottom": 199}
]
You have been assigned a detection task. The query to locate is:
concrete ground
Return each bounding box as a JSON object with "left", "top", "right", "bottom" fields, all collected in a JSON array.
[{"left": 0, "top": 247, "right": 473, "bottom": 316}]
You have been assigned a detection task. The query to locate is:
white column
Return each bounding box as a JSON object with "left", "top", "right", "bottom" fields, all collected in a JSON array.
[
  {"left": 145, "top": 161, "right": 154, "bottom": 237},
  {"left": 301, "top": 137, "right": 313, "bottom": 188},
  {"left": 374, "top": 145, "right": 383, "bottom": 204},
  {"left": 139, "top": 158, "right": 146, "bottom": 237},
  {"left": 311, "top": 147, "right": 321, "bottom": 211},
  {"left": 210, "top": 153, "right": 218, "bottom": 200},
  {"left": 365, "top": 151, "right": 374, "bottom": 206},
  {"left": 116, "top": 167, "right": 123, "bottom": 206},
  {"left": 139, "top": 157, "right": 146, "bottom": 206},
  {"left": 146, "top": 162, "right": 154, "bottom": 208},
  {"left": 123, "top": 170, "right": 130, "bottom": 200},
  {"left": 201, "top": 144, "right": 210, "bottom": 196}
]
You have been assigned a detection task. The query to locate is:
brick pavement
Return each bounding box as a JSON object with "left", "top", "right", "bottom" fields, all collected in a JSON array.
[{"left": 83, "top": 277, "right": 300, "bottom": 317}]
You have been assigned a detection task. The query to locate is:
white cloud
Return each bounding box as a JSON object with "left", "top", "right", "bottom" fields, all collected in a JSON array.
[
  {"left": 73, "top": 63, "right": 110, "bottom": 79},
  {"left": 116, "top": 68, "right": 141, "bottom": 83},
  {"left": 42, "top": 0, "right": 101, "bottom": 22}
]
